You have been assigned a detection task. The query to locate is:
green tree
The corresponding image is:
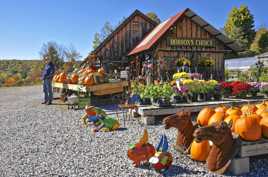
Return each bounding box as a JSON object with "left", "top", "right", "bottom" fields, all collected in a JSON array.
[
  {"left": 100, "top": 22, "right": 114, "bottom": 41},
  {"left": 250, "top": 28, "right": 268, "bottom": 54},
  {"left": 224, "top": 5, "right": 255, "bottom": 49},
  {"left": 146, "top": 12, "right": 161, "bottom": 24},
  {"left": 92, "top": 32, "right": 102, "bottom": 50},
  {"left": 40, "top": 42, "right": 65, "bottom": 69}
]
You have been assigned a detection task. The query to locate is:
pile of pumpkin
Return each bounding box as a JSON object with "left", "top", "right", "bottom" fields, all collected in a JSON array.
[
  {"left": 52, "top": 67, "right": 107, "bottom": 86},
  {"left": 196, "top": 101, "right": 268, "bottom": 141}
]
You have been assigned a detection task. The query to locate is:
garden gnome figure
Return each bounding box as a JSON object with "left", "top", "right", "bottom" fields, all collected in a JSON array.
[{"left": 41, "top": 57, "right": 55, "bottom": 105}]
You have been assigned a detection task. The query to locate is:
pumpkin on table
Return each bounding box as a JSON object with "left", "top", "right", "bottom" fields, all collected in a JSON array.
[
  {"left": 58, "top": 72, "right": 67, "bottom": 83},
  {"left": 208, "top": 112, "right": 225, "bottom": 125},
  {"left": 197, "top": 107, "right": 215, "bottom": 126},
  {"left": 224, "top": 114, "right": 240, "bottom": 132},
  {"left": 83, "top": 74, "right": 95, "bottom": 86},
  {"left": 241, "top": 104, "right": 257, "bottom": 114},
  {"left": 226, "top": 107, "right": 241, "bottom": 116},
  {"left": 234, "top": 113, "right": 262, "bottom": 141},
  {"left": 214, "top": 105, "right": 228, "bottom": 114},
  {"left": 70, "top": 73, "right": 79, "bottom": 84}
]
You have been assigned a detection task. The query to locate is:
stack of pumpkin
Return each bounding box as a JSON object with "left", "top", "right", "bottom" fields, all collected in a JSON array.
[
  {"left": 52, "top": 67, "right": 107, "bottom": 86},
  {"left": 196, "top": 101, "right": 268, "bottom": 141}
]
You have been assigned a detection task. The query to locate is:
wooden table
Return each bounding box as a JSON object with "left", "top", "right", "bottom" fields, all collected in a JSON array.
[
  {"left": 137, "top": 98, "right": 267, "bottom": 125},
  {"left": 52, "top": 81, "right": 129, "bottom": 106}
]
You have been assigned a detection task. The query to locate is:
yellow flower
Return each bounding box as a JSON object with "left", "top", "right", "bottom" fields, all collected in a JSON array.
[
  {"left": 182, "top": 79, "right": 194, "bottom": 85},
  {"left": 172, "top": 72, "right": 190, "bottom": 80}
]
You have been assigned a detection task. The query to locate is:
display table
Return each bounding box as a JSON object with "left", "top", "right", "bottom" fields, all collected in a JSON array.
[
  {"left": 137, "top": 98, "right": 267, "bottom": 125},
  {"left": 52, "top": 81, "right": 128, "bottom": 95}
]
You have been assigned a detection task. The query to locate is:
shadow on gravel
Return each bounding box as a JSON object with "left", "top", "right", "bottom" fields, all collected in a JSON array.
[
  {"left": 165, "top": 165, "right": 204, "bottom": 177},
  {"left": 116, "top": 128, "right": 128, "bottom": 131}
]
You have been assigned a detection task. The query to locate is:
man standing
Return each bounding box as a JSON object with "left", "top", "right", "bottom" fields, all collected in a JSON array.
[{"left": 41, "top": 58, "right": 55, "bottom": 105}]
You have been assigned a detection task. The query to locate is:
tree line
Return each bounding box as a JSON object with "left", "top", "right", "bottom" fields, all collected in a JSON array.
[{"left": 0, "top": 42, "right": 82, "bottom": 87}]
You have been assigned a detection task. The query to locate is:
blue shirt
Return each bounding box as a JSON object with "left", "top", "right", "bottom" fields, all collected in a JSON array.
[{"left": 41, "top": 62, "right": 55, "bottom": 80}]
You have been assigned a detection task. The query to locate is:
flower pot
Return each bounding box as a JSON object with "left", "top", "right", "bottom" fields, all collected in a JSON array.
[
  {"left": 139, "top": 97, "right": 151, "bottom": 105},
  {"left": 197, "top": 93, "right": 206, "bottom": 102},
  {"left": 172, "top": 95, "right": 186, "bottom": 104},
  {"left": 205, "top": 93, "right": 212, "bottom": 101},
  {"left": 213, "top": 93, "right": 222, "bottom": 101},
  {"left": 235, "top": 92, "right": 247, "bottom": 99},
  {"left": 189, "top": 93, "right": 198, "bottom": 102},
  {"left": 152, "top": 98, "right": 171, "bottom": 107}
]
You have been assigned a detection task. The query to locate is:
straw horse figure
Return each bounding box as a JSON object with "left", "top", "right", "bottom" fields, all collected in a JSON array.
[
  {"left": 163, "top": 111, "right": 197, "bottom": 153},
  {"left": 193, "top": 121, "right": 239, "bottom": 173}
]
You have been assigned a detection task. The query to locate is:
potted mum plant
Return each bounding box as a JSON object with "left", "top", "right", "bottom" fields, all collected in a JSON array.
[
  {"left": 151, "top": 84, "right": 173, "bottom": 107},
  {"left": 139, "top": 85, "right": 152, "bottom": 105},
  {"left": 172, "top": 86, "right": 187, "bottom": 104}
]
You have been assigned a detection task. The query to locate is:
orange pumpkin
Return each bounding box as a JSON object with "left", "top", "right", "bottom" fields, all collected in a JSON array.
[
  {"left": 197, "top": 107, "right": 215, "bottom": 126},
  {"left": 214, "top": 105, "right": 228, "bottom": 113},
  {"left": 256, "top": 102, "right": 266, "bottom": 109},
  {"left": 208, "top": 112, "right": 225, "bottom": 125},
  {"left": 53, "top": 74, "right": 58, "bottom": 82},
  {"left": 224, "top": 114, "right": 240, "bottom": 131},
  {"left": 235, "top": 114, "right": 262, "bottom": 141},
  {"left": 83, "top": 74, "right": 94, "bottom": 86},
  {"left": 58, "top": 72, "right": 67, "bottom": 83},
  {"left": 190, "top": 140, "right": 211, "bottom": 161},
  {"left": 226, "top": 107, "right": 241, "bottom": 116},
  {"left": 241, "top": 104, "right": 257, "bottom": 114},
  {"left": 260, "top": 118, "right": 268, "bottom": 138},
  {"left": 70, "top": 73, "right": 79, "bottom": 84},
  {"left": 261, "top": 112, "right": 268, "bottom": 119},
  {"left": 256, "top": 105, "right": 268, "bottom": 116}
]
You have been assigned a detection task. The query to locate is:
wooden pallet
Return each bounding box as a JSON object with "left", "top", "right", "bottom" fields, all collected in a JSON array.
[{"left": 229, "top": 138, "right": 268, "bottom": 175}]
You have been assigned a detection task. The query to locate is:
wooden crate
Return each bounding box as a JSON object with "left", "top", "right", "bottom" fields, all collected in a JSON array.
[{"left": 239, "top": 138, "right": 268, "bottom": 157}]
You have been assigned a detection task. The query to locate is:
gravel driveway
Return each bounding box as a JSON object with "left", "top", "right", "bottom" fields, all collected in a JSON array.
[{"left": 1, "top": 86, "right": 268, "bottom": 177}]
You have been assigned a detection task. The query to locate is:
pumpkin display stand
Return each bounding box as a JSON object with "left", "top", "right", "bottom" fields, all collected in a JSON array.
[{"left": 52, "top": 81, "right": 128, "bottom": 106}]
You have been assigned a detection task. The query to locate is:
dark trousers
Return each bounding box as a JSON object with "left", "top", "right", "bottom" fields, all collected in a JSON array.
[{"left": 43, "top": 79, "right": 53, "bottom": 103}]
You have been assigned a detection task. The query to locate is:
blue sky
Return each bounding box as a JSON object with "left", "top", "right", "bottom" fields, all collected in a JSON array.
[{"left": 0, "top": 0, "right": 267, "bottom": 60}]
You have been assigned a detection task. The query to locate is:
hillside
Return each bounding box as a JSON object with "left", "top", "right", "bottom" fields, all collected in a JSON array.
[{"left": 0, "top": 59, "right": 44, "bottom": 87}]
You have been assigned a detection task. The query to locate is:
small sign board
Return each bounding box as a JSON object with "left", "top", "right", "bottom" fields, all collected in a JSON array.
[{"left": 120, "top": 70, "right": 128, "bottom": 79}]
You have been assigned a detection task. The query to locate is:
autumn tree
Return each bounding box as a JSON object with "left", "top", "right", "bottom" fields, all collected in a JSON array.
[
  {"left": 146, "top": 12, "right": 161, "bottom": 24},
  {"left": 40, "top": 42, "right": 65, "bottom": 69},
  {"left": 250, "top": 28, "right": 268, "bottom": 54},
  {"left": 224, "top": 5, "right": 255, "bottom": 50}
]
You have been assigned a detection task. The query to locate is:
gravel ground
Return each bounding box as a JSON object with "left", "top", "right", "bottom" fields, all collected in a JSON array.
[{"left": 1, "top": 85, "right": 268, "bottom": 177}]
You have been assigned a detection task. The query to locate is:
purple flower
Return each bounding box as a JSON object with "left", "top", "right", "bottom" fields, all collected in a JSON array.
[{"left": 179, "top": 85, "right": 188, "bottom": 94}]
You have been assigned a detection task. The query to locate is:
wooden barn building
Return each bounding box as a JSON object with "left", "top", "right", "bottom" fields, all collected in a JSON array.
[
  {"left": 84, "top": 10, "right": 158, "bottom": 71},
  {"left": 85, "top": 8, "right": 241, "bottom": 80}
]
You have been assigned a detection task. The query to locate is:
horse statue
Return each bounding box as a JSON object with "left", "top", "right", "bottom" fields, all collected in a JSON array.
[
  {"left": 193, "top": 121, "right": 240, "bottom": 174},
  {"left": 163, "top": 111, "right": 197, "bottom": 153}
]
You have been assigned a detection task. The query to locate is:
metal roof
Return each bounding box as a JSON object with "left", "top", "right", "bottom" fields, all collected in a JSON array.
[{"left": 128, "top": 8, "right": 242, "bottom": 56}]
